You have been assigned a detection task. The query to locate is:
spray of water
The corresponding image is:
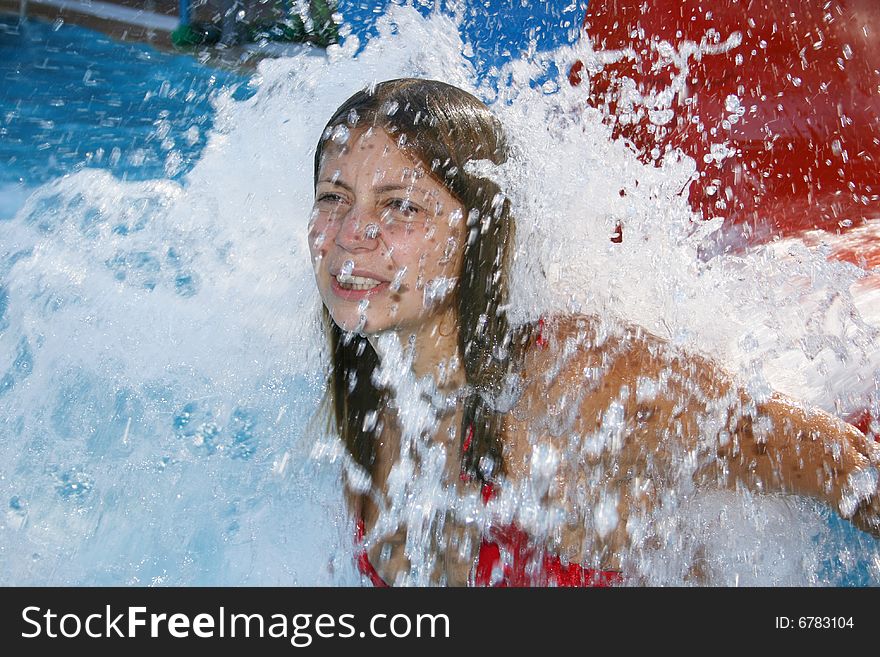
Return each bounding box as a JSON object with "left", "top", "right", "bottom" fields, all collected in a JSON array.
[{"left": 1, "top": 4, "right": 878, "bottom": 585}]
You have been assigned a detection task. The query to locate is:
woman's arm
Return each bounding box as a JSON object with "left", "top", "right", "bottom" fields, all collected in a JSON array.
[
  {"left": 506, "top": 313, "right": 880, "bottom": 538},
  {"left": 728, "top": 393, "right": 880, "bottom": 536},
  {"left": 658, "top": 335, "right": 880, "bottom": 537}
]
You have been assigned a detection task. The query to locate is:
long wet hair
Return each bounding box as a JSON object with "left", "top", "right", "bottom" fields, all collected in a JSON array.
[{"left": 312, "top": 78, "right": 537, "bottom": 488}]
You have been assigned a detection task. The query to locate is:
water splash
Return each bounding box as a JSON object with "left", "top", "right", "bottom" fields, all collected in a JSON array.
[{"left": 1, "top": 3, "right": 877, "bottom": 585}]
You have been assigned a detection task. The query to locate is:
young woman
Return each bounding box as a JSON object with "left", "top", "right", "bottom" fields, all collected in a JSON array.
[{"left": 307, "top": 78, "right": 880, "bottom": 586}]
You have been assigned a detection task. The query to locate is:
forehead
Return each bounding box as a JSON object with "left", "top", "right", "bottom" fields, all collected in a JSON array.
[{"left": 319, "top": 128, "right": 426, "bottom": 176}]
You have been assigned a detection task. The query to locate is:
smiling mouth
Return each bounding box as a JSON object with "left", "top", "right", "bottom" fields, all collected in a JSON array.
[
  {"left": 334, "top": 273, "right": 383, "bottom": 290},
  {"left": 330, "top": 274, "right": 390, "bottom": 300}
]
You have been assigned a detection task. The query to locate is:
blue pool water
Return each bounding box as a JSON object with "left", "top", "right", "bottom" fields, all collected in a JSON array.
[
  {"left": 340, "top": 0, "right": 586, "bottom": 82},
  {"left": 0, "top": 2, "right": 877, "bottom": 586},
  {"left": 0, "top": 14, "right": 249, "bottom": 214},
  {"left": 0, "top": 14, "right": 249, "bottom": 184},
  {"left": 1, "top": 1, "right": 579, "bottom": 216}
]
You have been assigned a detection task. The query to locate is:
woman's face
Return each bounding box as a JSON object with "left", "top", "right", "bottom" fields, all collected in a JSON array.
[{"left": 309, "top": 128, "right": 467, "bottom": 335}]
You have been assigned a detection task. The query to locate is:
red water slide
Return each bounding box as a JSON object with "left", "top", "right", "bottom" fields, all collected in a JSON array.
[
  {"left": 569, "top": 0, "right": 880, "bottom": 433},
  {"left": 569, "top": 0, "right": 880, "bottom": 266}
]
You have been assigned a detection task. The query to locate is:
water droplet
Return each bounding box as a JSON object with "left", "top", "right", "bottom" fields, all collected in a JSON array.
[
  {"left": 423, "top": 277, "right": 457, "bottom": 307},
  {"left": 390, "top": 267, "right": 407, "bottom": 291},
  {"left": 593, "top": 492, "right": 620, "bottom": 539},
  {"left": 331, "top": 124, "right": 350, "bottom": 144},
  {"left": 648, "top": 108, "right": 674, "bottom": 126},
  {"left": 356, "top": 300, "right": 370, "bottom": 333},
  {"left": 724, "top": 94, "right": 743, "bottom": 114}
]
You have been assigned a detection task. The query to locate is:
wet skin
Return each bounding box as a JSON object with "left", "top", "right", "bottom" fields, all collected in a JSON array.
[
  {"left": 343, "top": 315, "right": 878, "bottom": 585},
  {"left": 308, "top": 127, "right": 467, "bottom": 355}
]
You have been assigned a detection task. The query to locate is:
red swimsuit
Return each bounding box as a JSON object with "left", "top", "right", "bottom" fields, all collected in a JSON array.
[
  {"left": 354, "top": 316, "right": 623, "bottom": 587},
  {"left": 355, "top": 485, "right": 623, "bottom": 587}
]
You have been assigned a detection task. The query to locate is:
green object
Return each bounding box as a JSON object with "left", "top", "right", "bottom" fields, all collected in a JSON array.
[
  {"left": 247, "top": 18, "right": 308, "bottom": 43},
  {"left": 248, "top": 0, "right": 339, "bottom": 47},
  {"left": 171, "top": 22, "right": 223, "bottom": 47},
  {"left": 171, "top": 2, "right": 339, "bottom": 50},
  {"left": 308, "top": 0, "right": 339, "bottom": 47}
]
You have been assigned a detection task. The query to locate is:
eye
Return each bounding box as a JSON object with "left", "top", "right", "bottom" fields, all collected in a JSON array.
[
  {"left": 313, "top": 192, "right": 350, "bottom": 219},
  {"left": 385, "top": 198, "right": 422, "bottom": 219},
  {"left": 316, "top": 192, "right": 346, "bottom": 205}
]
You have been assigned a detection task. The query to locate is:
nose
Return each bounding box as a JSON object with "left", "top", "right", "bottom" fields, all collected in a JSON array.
[{"left": 334, "top": 204, "right": 380, "bottom": 252}]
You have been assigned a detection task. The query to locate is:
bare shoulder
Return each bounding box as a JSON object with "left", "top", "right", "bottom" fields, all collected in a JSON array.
[
  {"left": 512, "top": 312, "right": 665, "bottom": 414},
  {"left": 503, "top": 312, "right": 633, "bottom": 477},
  {"left": 526, "top": 312, "right": 731, "bottom": 391},
  {"left": 501, "top": 312, "right": 732, "bottom": 479}
]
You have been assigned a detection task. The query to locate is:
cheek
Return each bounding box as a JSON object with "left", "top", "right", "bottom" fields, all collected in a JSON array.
[
  {"left": 388, "top": 237, "right": 432, "bottom": 277},
  {"left": 378, "top": 223, "right": 465, "bottom": 289},
  {"left": 430, "top": 226, "right": 465, "bottom": 272},
  {"left": 392, "top": 223, "right": 457, "bottom": 255},
  {"left": 308, "top": 214, "right": 335, "bottom": 250}
]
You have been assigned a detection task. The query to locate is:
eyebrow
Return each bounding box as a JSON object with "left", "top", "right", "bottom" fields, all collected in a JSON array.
[
  {"left": 316, "top": 178, "right": 353, "bottom": 192},
  {"left": 316, "top": 180, "right": 436, "bottom": 197},
  {"left": 375, "top": 183, "right": 435, "bottom": 197}
]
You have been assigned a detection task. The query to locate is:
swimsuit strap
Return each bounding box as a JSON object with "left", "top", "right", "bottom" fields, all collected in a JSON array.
[
  {"left": 535, "top": 315, "right": 548, "bottom": 348},
  {"left": 354, "top": 516, "right": 389, "bottom": 587},
  {"left": 472, "top": 525, "right": 623, "bottom": 587}
]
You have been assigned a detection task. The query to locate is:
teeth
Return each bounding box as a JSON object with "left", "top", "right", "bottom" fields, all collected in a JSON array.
[
  {"left": 336, "top": 273, "right": 382, "bottom": 290},
  {"left": 337, "top": 274, "right": 380, "bottom": 284}
]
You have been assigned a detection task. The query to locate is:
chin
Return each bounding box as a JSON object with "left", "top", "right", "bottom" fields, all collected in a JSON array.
[
  {"left": 326, "top": 310, "right": 381, "bottom": 336},
  {"left": 324, "top": 298, "right": 421, "bottom": 335}
]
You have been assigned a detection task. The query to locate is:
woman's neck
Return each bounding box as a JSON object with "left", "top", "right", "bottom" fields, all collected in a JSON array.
[{"left": 366, "top": 305, "right": 466, "bottom": 393}]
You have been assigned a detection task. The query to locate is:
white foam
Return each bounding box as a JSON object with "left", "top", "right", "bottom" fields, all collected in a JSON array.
[
  {"left": 0, "top": 4, "right": 876, "bottom": 585},
  {"left": 0, "top": 182, "right": 34, "bottom": 221}
]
